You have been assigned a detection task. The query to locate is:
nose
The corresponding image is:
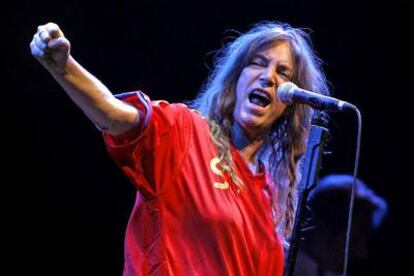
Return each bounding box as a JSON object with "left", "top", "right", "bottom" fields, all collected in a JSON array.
[{"left": 258, "top": 66, "right": 276, "bottom": 88}]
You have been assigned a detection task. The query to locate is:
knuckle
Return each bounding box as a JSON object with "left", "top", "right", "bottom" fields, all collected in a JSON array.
[
  {"left": 37, "top": 41, "right": 46, "bottom": 51},
  {"left": 31, "top": 49, "right": 38, "bottom": 57},
  {"left": 46, "top": 22, "right": 59, "bottom": 30},
  {"left": 34, "top": 35, "right": 43, "bottom": 46},
  {"left": 39, "top": 32, "right": 49, "bottom": 41}
]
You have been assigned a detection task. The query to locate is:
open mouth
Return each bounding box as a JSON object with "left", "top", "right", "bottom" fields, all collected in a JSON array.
[{"left": 248, "top": 89, "right": 271, "bottom": 107}]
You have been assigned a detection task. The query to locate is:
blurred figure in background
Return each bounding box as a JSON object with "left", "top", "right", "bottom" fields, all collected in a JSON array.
[{"left": 294, "top": 174, "right": 388, "bottom": 276}]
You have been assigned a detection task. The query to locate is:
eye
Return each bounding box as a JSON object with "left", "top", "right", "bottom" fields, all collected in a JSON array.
[
  {"left": 277, "top": 66, "right": 292, "bottom": 79},
  {"left": 249, "top": 56, "right": 267, "bottom": 67},
  {"left": 250, "top": 60, "right": 264, "bottom": 67}
]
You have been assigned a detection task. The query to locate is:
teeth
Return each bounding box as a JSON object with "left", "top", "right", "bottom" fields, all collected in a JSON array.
[{"left": 254, "top": 90, "right": 270, "bottom": 101}]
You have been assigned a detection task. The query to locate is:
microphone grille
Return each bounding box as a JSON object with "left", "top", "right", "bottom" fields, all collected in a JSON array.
[{"left": 277, "top": 82, "right": 298, "bottom": 104}]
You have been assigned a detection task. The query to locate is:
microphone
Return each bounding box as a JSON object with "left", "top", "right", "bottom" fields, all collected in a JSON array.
[{"left": 277, "top": 82, "right": 356, "bottom": 112}]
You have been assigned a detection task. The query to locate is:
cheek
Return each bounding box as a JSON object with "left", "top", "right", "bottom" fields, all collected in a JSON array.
[
  {"left": 236, "top": 68, "right": 256, "bottom": 94},
  {"left": 235, "top": 72, "right": 249, "bottom": 108},
  {"left": 275, "top": 102, "right": 287, "bottom": 114},
  {"left": 235, "top": 75, "right": 246, "bottom": 97}
]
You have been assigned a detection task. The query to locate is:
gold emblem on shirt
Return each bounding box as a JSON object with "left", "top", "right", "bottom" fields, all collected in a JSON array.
[{"left": 210, "top": 157, "right": 229, "bottom": 189}]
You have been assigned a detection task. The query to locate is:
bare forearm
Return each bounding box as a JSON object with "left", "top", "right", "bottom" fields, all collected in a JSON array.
[
  {"left": 31, "top": 23, "right": 139, "bottom": 136},
  {"left": 50, "top": 56, "right": 138, "bottom": 134}
]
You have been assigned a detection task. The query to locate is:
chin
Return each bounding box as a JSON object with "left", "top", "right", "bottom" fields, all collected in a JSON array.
[{"left": 242, "top": 120, "right": 267, "bottom": 136}]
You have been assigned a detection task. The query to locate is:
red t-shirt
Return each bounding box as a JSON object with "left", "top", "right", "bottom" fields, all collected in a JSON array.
[{"left": 103, "top": 91, "right": 284, "bottom": 276}]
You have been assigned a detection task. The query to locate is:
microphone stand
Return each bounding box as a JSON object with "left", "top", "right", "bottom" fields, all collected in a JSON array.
[{"left": 284, "top": 124, "right": 329, "bottom": 276}]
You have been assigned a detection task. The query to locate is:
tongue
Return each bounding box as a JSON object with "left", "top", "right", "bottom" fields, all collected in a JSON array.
[{"left": 250, "top": 96, "right": 269, "bottom": 107}]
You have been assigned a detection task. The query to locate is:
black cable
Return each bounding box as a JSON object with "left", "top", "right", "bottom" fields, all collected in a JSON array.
[{"left": 342, "top": 107, "right": 362, "bottom": 276}]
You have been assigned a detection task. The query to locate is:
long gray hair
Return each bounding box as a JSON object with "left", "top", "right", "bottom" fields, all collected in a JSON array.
[{"left": 190, "top": 21, "right": 329, "bottom": 246}]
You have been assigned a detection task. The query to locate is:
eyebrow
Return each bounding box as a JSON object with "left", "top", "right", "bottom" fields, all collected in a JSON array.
[
  {"left": 251, "top": 53, "right": 268, "bottom": 62},
  {"left": 252, "top": 53, "right": 294, "bottom": 72}
]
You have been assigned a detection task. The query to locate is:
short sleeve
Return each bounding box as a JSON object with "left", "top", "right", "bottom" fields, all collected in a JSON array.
[{"left": 102, "top": 91, "right": 192, "bottom": 198}]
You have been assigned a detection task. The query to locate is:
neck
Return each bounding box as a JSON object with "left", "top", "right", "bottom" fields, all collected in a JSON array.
[{"left": 231, "top": 122, "right": 263, "bottom": 166}]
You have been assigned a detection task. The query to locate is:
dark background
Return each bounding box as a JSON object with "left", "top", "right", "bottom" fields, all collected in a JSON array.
[{"left": 2, "top": 0, "right": 411, "bottom": 274}]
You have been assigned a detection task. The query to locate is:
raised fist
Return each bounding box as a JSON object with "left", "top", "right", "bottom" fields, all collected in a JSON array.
[{"left": 30, "top": 22, "right": 71, "bottom": 74}]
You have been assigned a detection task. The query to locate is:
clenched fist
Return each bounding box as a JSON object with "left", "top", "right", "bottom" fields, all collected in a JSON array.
[{"left": 30, "top": 22, "right": 71, "bottom": 74}]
